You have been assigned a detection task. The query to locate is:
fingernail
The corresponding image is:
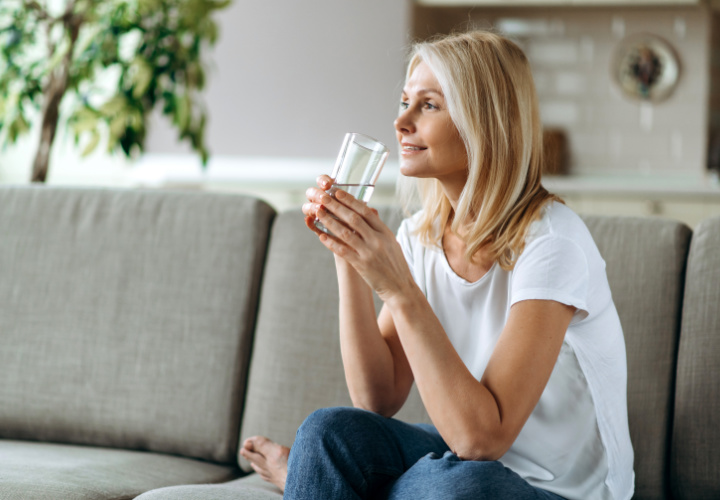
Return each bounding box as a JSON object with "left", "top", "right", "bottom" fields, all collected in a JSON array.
[
  {"left": 335, "top": 189, "right": 345, "bottom": 199},
  {"left": 321, "top": 195, "right": 331, "bottom": 204}
]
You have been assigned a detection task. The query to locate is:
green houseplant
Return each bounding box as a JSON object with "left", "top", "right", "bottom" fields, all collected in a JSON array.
[{"left": 0, "top": 0, "right": 229, "bottom": 183}]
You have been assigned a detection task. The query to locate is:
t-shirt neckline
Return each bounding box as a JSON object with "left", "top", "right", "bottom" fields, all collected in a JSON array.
[{"left": 437, "top": 243, "right": 498, "bottom": 286}]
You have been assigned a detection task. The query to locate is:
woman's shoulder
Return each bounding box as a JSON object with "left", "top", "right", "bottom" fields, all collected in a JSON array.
[
  {"left": 527, "top": 201, "right": 593, "bottom": 246},
  {"left": 519, "top": 201, "right": 604, "bottom": 273}
]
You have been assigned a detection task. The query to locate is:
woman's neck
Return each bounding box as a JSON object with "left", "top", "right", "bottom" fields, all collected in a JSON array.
[{"left": 442, "top": 222, "right": 495, "bottom": 283}]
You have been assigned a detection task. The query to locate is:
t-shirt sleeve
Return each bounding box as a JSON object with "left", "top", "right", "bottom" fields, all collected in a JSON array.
[{"left": 511, "top": 235, "right": 590, "bottom": 323}]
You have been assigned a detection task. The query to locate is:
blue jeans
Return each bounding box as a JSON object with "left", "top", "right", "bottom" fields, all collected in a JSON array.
[{"left": 284, "top": 407, "right": 566, "bottom": 500}]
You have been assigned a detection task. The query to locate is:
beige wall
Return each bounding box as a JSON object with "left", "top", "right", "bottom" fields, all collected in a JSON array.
[
  {"left": 414, "top": 4, "right": 711, "bottom": 179},
  {"left": 145, "top": 0, "right": 412, "bottom": 160}
]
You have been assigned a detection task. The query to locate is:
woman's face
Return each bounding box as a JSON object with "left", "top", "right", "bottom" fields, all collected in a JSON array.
[{"left": 394, "top": 62, "right": 468, "bottom": 189}]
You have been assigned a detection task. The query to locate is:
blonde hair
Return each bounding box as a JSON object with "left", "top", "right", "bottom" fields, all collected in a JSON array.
[{"left": 398, "top": 31, "right": 562, "bottom": 271}]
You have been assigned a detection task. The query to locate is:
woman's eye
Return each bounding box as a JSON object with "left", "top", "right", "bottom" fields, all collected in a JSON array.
[
  {"left": 424, "top": 102, "right": 437, "bottom": 110},
  {"left": 399, "top": 101, "right": 409, "bottom": 110}
]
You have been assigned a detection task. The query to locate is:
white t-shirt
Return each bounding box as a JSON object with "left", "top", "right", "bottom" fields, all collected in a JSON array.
[{"left": 396, "top": 202, "right": 634, "bottom": 500}]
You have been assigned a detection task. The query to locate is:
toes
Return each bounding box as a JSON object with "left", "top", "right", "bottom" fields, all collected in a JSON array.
[
  {"left": 243, "top": 435, "right": 271, "bottom": 451},
  {"left": 240, "top": 447, "right": 268, "bottom": 471},
  {"left": 253, "top": 436, "right": 273, "bottom": 451},
  {"left": 241, "top": 438, "right": 255, "bottom": 452},
  {"left": 240, "top": 436, "right": 290, "bottom": 469}
]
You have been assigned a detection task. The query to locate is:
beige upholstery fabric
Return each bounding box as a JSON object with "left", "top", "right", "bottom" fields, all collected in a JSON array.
[
  {"left": 582, "top": 215, "right": 691, "bottom": 500},
  {"left": 136, "top": 474, "right": 282, "bottom": 500},
  {"left": 671, "top": 216, "right": 720, "bottom": 500},
  {"left": 0, "top": 187, "right": 275, "bottom": 463},
  {"left": 237, "top": 208, "right": 430, "bottom": 472},
  {"left": 0, "top": 440, "right": 238, "bottom": 500}
]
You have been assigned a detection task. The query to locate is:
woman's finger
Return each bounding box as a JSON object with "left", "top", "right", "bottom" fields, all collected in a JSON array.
[
  {"left": 304, "top": 215, "right": 327, "bottom": 235},
  {"left": 325, "top": 189, "right": 388, "bottom": 240},
  {"left": 317, "top": 225, "right": 361, "bottom": 264},
  {"left": 301, "top": 201, "right": 314, "bottom": 217},
  {"left": 334, "top": 189, "right": 381, "bottom": 223},
  {"left": 302, "top": 201, "right": 325, "bottom": 219},
  {"left": 316, "top": 206, "right": 365, "bottom": 245},
  {"left": 302, "top": 201, "right": 330, "bottom": 237},
  {"left": 316, "top": 175, "right": 333, "bottom": 190},
  {"left": 306, "top": 187, "right": 323, "bottom": 203}
]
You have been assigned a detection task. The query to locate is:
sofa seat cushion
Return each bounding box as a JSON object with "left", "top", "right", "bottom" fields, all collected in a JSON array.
[
  {"left": 0, "top": 440, "right": 239, "bottom": 500},
  {"left": 136, "top": 473, "right": 281, "bottom": 499}
]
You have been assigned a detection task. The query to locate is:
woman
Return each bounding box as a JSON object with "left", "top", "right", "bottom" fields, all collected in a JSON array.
[{"left": 241, "top": 31, "right": 634, "bottom": 500}]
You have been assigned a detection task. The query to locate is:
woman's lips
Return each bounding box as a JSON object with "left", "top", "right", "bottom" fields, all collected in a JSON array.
[{"left": 401, "top": 143, "right": 427, "bottom": 155}]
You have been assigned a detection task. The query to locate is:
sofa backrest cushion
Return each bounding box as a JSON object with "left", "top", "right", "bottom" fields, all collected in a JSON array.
[
  {"left": 0, "top": 187, "right": 274, "bottom": 464},
  {"left": 238, "top": 208, "right": 431, "bottom": 472},
  {"left": 671, "top": 215, "right": 720, "bottom": 500},
  {"left": 582, "top": 215, "right": 691, "bottom": 500}
]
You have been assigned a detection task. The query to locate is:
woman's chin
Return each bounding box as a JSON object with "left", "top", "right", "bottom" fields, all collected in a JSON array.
[{"left": 399, "top": 163, "right": 428, "bottom": 179}]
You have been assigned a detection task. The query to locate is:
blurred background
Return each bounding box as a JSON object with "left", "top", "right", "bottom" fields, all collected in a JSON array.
[{"left": 2, "top": 0, "right": 719, "bottom": 226}]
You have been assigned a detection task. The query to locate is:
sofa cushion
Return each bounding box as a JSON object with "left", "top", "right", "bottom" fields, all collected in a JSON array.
[
  {"left": 0, "top": 440, "right": 238, "bottom": 500},
  {"left": 0, "top": 187, "right": 274, "bottom": 464},
  {"left": 671, "top": 215, "right": 720, "bottom": 500},
  {"left": 136, "top": 474, "right": 281, "bottom": 500},
  {"left": 237, "top": 207, "right": 431, "bottom": 472},
  {"left": 582, "top": 215, "right": 691, "bottom": 500}
]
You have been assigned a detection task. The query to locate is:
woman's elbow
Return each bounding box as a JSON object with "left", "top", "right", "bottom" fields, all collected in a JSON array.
[
  {"left": 449, "top": 433, "right": 512, "bottom": 462},
  {"left": 350, "top": 396, "right": 402, "bottom": 418}
]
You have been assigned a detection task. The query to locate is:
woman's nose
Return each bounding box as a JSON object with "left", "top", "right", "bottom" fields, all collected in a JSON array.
[{"left": 394, "top": 109, "right": 415, "bottom": 135}]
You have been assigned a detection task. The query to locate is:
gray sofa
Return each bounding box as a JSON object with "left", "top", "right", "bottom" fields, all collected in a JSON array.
[{"left": 0, "top": 185, "right": 717, "bottom": 500}]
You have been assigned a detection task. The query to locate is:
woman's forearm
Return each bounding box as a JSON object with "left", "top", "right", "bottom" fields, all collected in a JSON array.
[
  {"left": 335, "top": 256, "right": 407, "bottom": 415},
  {"left": 384, "top": 287, "right": 504, "bottom": 459}
]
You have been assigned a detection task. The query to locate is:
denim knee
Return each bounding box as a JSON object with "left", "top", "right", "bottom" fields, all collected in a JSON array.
[{"left": 295, "top": 407, "right": 378, "bottom": 446}]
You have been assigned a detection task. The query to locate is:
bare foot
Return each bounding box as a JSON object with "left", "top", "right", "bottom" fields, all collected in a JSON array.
[{"left": 239, "top": 436, "right": 290, "bottom": 492}]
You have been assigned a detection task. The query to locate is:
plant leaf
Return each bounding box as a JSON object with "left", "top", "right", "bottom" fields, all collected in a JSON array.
[{"left": 81, "top": 129, "right": 101, "bottom": 156}]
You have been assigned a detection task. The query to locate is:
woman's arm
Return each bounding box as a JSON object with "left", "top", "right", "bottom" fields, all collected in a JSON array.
[
  {"left": 388, "top": 290, "right": 574, "bottom": 460},
  {"left": 334, "top": 257, "right": 414, "bottom": 416},
  {"left": 303, "top": 177, "right": 414, "bottom": 416},
  {"left": 312, "top": 187, "right": 575, "bottom": 460}
]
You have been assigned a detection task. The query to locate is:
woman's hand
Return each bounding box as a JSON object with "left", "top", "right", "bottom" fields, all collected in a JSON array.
[
  {"left": 305, "top": 185, "right": 415, "bottom": 303},
  {"left": 302, "top": 175, "right": 334, "bottom": 235}
]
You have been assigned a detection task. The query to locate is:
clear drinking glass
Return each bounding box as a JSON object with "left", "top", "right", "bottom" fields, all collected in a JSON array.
[{"left": 314, "top": 132, "right": 389, "bottom": 235}]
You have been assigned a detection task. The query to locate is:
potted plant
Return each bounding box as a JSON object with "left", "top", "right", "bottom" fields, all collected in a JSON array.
[{"left": 0, "top": 0, "right": 229, "bottom": 183}]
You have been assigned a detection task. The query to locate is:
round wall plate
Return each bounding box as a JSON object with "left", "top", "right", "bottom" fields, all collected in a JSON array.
[{"left": 612, "top": 34, "right": 680, "bottom": 103}]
